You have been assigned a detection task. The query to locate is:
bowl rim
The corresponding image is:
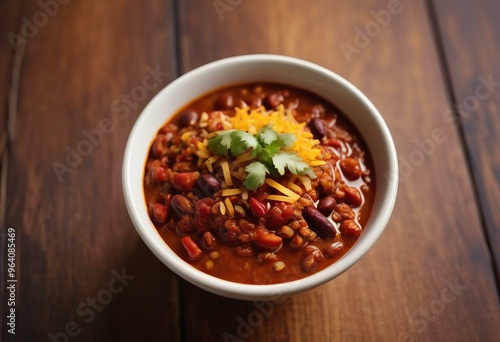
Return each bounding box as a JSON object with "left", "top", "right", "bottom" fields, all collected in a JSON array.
[{"left": 122, "top": 54, "right": 398, "bottom": 300}]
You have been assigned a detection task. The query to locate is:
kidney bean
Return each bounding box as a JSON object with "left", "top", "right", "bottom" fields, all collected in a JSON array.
[
  {"left": 263, "top": 92, "right": 284, "bottom": 109},
  {"left": 172, "top": 172, "right": 199, "bottom": 192},
  {"left": 149, "top": 203, "right": 167, "bottom": 223},
  {"left": 254, "top": 227, "right": 283, "bottom": 251},
  {"left": 151, "top": 135, "right": 168, "bottom": 157},
  {"left": 343, "top": 186, "right": 362, "bottom": 207},
  {"left": 339, "top": 219, "right": 362, "bottom": 237},
  {"left": 175, "top": 215, "right": 194, "bottom": 235},
  {"left": 308, "top": 118, "right": 326, "bottom": 140},
  {"left": 181, "top": 236, "right": 202, "bottom": 260},
  {"left": 326, "top": 241, "right": 344, "bottom": 257},
  {"left": 302, "top": 206, "right": 336, "bottom": 238},
  {"left": 170, "top": 194, "right": 194, "bottom": 217},
  {"left": 249, "top": 197, "right": 267, "bottom": 217},
  {"left": 317, "top": 196, "right": 337, "bottom": 216},
  {"left": 339, "top": 158, "right": 361, "bottom": 180},
  {"left": 179, "top": 110, "right": 198, "bottom": 127},
  {"left": 334, "top": 203, "right": 356, "bottom": 220},
  {"left": 215, "top": 93, "right": 234, "bottom": 110},
  {"left": 195, "top": 173, "right": 221, "bottom": 197}
]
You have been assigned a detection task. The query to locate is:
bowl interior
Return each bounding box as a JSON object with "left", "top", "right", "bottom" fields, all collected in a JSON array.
[{"left": 122, "top": 55, "right": 398, "bottom": 300}]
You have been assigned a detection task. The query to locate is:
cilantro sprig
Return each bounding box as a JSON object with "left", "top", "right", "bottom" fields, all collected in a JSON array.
[{"left": 207, "top": 125, "right": 316, "bottom": 190}]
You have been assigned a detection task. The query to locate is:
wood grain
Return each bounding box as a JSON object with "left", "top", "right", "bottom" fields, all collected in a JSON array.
[
  {"left": 430, "top": 0, "right": 500, "bottom": 286},
  {"left": 177, "top": 0, "right": 500, "bottom": 341},
  {"left": 1, "top": 0, "right": 499, "bottom": 341},
  {"left": 0, "top": 0, "right": 23, "bottom": 138},
  {"left": 2, "top": 0, "right": 180, "bottom": 340}
]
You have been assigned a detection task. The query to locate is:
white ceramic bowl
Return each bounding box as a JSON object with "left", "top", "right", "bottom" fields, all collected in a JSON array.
[{"left": 122, "top": 54, "right": 398, "bottom": 301}]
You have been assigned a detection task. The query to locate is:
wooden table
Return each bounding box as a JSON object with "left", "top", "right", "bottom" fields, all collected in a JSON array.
[{"left": 1, "top": 0, "right": 499, "bottom": 341}]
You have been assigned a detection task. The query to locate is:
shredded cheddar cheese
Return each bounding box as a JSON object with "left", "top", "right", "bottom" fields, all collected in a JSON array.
[
  {"left": 181, "top": 131, "right": 195, "bottom": 143},
  {"left": 265, "top": 178, "right": 301, "bottom": 201},
  {"left": 222, "top": 188, "right": 243, "bottom": 196},
  {"left": 288, "top": 182, "right": 303, "bottom": 194},
  {"left": 221, "top": 160, "right": 233, "bottom": 186},
  {"left": 224, "top": 197, "right": 234, "bottom": 216},
  {"left": 230, "top": 105, "right": 323, "bottom": 164},
  {"left": 265, "top": 195, "right": 297, "bottom": 203},
  {"left": 298, "top": 176, "right": 312, "bottom": 191},
  {"left": 219, "top": 201, "right": 226, "bottom": 215},
  {"left": 192, "top": 103, "right": 326, "bottom": 203}
]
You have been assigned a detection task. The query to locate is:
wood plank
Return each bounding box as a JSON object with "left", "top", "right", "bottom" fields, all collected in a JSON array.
[
  {"left": 177, "top": 0, "right": 500, "bottom": 341},
  {"left": 0, "top": 0, "right": 23, "bottom": 138},
  {"left": 3, "top": 0, "right": 180, "bottom": 340},
  {"left": 431, "top": 0, "right": 500, "bottom": 286}
]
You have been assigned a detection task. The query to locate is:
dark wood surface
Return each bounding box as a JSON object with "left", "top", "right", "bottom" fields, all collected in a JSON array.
[{"left": 1, "top": 0, "right": 499, "bottom": 341}]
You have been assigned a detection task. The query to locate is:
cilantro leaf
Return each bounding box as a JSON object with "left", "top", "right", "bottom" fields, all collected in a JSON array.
[
  {"left": 207, "top": 126, "right": 316, "bottom": 191},
  {"left": 272, "top": 151, "right": 316, "bottom": 178},
  {"left": 250, "top": 144, "right": 262, "bottom": 158},
  {"left": 256, "top": 125, "right": 278, "bottom": 146},
  {"left": 230, "top": 130, "right": 259, "bottom": 156},
  {"left": 207, "top": 130, "right": 235, "bottom": 156},
  {"left": 243, "top": 161, "right": 269, "bottom": 190},
  {"left": 279, "top": 133, "right": 296, "bottom": 148}
]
